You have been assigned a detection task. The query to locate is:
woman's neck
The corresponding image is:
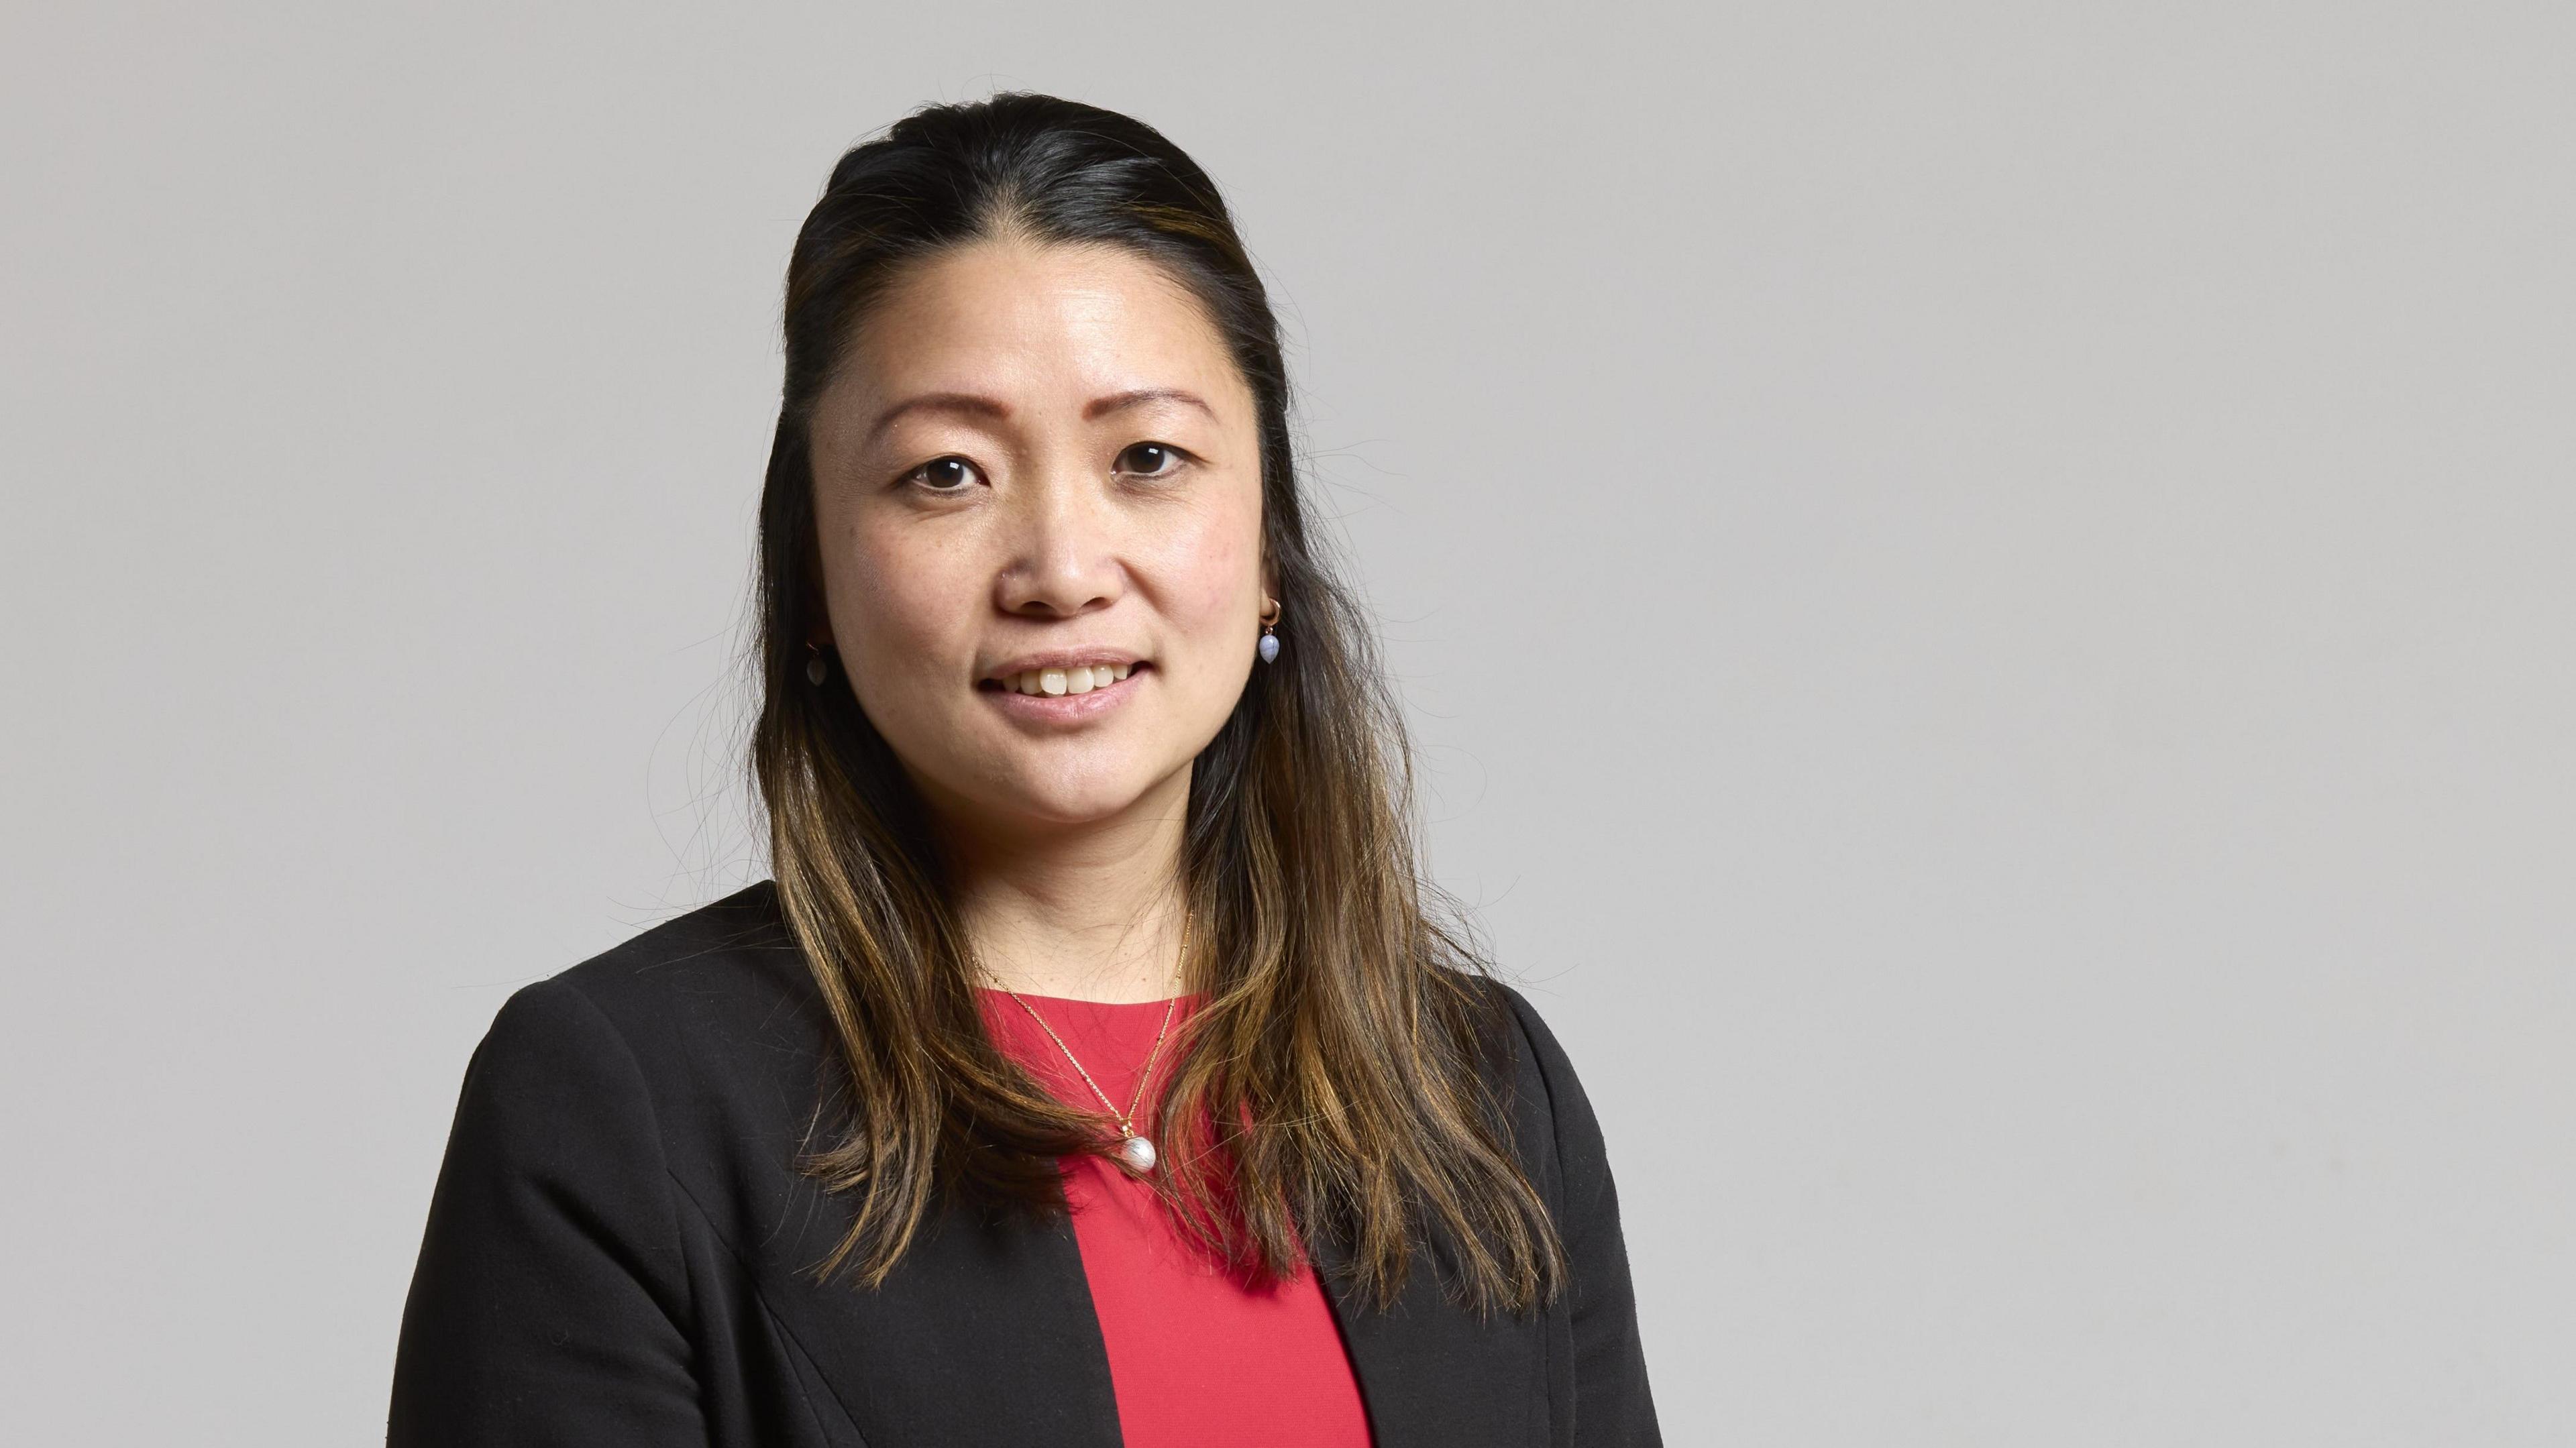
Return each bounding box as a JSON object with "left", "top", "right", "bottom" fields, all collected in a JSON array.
[{"left": 935, "top": 770, "right": 1193, "bottom": 1003}]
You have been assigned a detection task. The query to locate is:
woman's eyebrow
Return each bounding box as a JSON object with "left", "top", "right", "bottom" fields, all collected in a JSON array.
[
  {"left": 863, "top": 387, "right": 1214, "bottom": 447},
  {"left": 865, "top": 392, "right": 1009, "bottom": 446},
  {"left": 1085, "top": 387, "right": 1216, "bottom": 423}
]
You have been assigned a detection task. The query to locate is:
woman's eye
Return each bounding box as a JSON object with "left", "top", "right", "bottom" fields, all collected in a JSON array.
[
  {"left": 904, "top": 456, "right": 983, "bottom": 492},
  {"left": 1114, "top": 442, "right": 1186, "bottom": 479}
]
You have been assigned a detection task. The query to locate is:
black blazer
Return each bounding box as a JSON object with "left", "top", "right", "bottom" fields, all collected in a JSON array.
[{"left": 388, "top": 882, "right": 1660, "bottom": 1446}]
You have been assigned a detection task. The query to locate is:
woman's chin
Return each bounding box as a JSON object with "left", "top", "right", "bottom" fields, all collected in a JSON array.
[{"left": 944, "top": 759, "right": 1188, "bottom": 836}]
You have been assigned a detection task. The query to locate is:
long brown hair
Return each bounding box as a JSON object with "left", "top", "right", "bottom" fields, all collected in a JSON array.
[{"left": 749, "top": 92, "right": 1563, "bottom": 1314}]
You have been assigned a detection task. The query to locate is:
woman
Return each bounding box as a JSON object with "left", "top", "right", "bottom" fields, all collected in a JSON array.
[{"left": 389, "top": 93, "right": 1660, "bottom": 1447}]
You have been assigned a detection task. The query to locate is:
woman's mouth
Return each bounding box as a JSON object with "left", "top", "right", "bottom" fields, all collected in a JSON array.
[
  {"left": 979, "top": 661, "right": 1145, "bottom": 698},
  {"left": 973, "top": 657, "right": 1159, "bottom": 706}
]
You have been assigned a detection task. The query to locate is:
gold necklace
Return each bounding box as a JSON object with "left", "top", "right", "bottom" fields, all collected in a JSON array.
[{"left": 989, "top": 930, "right": 1187, "bottom": 1174}]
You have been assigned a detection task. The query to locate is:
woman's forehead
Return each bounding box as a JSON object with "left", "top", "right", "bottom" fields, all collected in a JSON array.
[{"left": 857, "top": 241, "right": 1230, "bottom": 378}]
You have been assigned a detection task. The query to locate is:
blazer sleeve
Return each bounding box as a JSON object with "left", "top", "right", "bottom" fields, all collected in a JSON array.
[
  {"left": 1503, "top": 987, "right": 1662, "bottom": 1447},
  {"left": 388, "top": 978, "right": 706, "bottom": 1445}
]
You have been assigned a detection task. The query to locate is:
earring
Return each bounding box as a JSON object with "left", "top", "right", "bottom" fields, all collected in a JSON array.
[
  {"left": 805, "top": 643, "right": 828, "bottom": 686},
  {"left": 1257, "top": 597, "right": 1281, "bottom": 664}
]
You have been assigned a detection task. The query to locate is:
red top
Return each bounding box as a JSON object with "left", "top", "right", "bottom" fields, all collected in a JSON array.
[{"left": 977, "top": 989, "right": 1375, "bottom": 1448}]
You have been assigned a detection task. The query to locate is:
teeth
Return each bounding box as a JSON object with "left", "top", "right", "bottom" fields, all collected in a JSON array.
[{"left": 1003, "top": 663, "right": 1136, "bottom": 696}]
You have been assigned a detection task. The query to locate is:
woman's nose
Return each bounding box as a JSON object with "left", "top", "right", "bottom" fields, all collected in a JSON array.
[{"left": 993, "top": 464, "right": 1122, "bottom": 618}]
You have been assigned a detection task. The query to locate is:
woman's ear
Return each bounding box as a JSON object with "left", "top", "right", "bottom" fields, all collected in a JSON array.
[{"left": 803, "top": 595, "right": 835, "bottom": 653}]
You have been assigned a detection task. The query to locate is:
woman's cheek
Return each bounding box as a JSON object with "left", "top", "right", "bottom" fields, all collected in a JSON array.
[
  {"left": 1158, "top": 505, "right": 1258, "bottom": 626},
  {"left": 842, "top": 532, "right": 960, "bottom": 665}
]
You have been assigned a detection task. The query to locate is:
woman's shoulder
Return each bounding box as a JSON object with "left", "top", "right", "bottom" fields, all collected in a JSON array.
[
  {"left": 1450, "top": 972, "right": 1595, "bottom": 1109},
  {"left": 536, "top": 879, "right": 816, "bottom": 1044},
  {"left": 1454, "top": 973, "right": 1619, "bottom": 1234},
  {"left": 462, "top": 881, "right": 837, "bottom": 1180}
]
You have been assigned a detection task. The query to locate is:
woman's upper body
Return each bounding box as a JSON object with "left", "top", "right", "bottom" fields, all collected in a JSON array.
[
  {"left": 389, "top": 92, "right": 1659, "bottom": 1444},
  {"left": 386, "top": 881, "right": 1658, "bottom": 1447}
]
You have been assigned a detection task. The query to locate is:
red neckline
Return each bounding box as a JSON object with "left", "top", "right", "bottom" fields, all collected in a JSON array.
[{"left": 974, "top": 986, "right": 1201, "bottom": 1011}]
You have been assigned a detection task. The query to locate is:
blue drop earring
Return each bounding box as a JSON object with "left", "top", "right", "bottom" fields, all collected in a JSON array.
[
  {"left": 1256, "top": 596, "right": 1281, "bottom": 664},
  {"left": 805, "top": 643, "right": 829, "bottom": 686}
]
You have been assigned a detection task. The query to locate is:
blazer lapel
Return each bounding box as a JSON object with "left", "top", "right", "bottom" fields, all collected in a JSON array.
[
  {"left": 746, "top": 1180, "right": 1128, "bottom": 1448},
  {"left": 1310, "top": 1228, "right": 1554, "bottom": 1447},
  {"left": 749, "top": 1190, "right": 1553, "bottom": 1448}
]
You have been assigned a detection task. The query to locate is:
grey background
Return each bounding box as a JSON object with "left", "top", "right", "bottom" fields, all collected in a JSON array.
[{"left": 5, "top": 3, "right": 2570, "bottom": 1443}]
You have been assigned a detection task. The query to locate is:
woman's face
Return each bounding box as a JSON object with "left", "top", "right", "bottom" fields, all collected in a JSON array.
[{"left": 806, "top": 238, "right": 1269, "bottom": 836}]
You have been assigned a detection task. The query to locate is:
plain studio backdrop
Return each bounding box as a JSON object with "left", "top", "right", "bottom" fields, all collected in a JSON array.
[{"left": 5, "top": 3, "right": 2571, "bottom": 1443}]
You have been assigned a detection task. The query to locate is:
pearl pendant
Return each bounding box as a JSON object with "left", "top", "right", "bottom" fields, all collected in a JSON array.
[{"left": 1116, "top": 1134, "right": 1158, "bottom": 1172}]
